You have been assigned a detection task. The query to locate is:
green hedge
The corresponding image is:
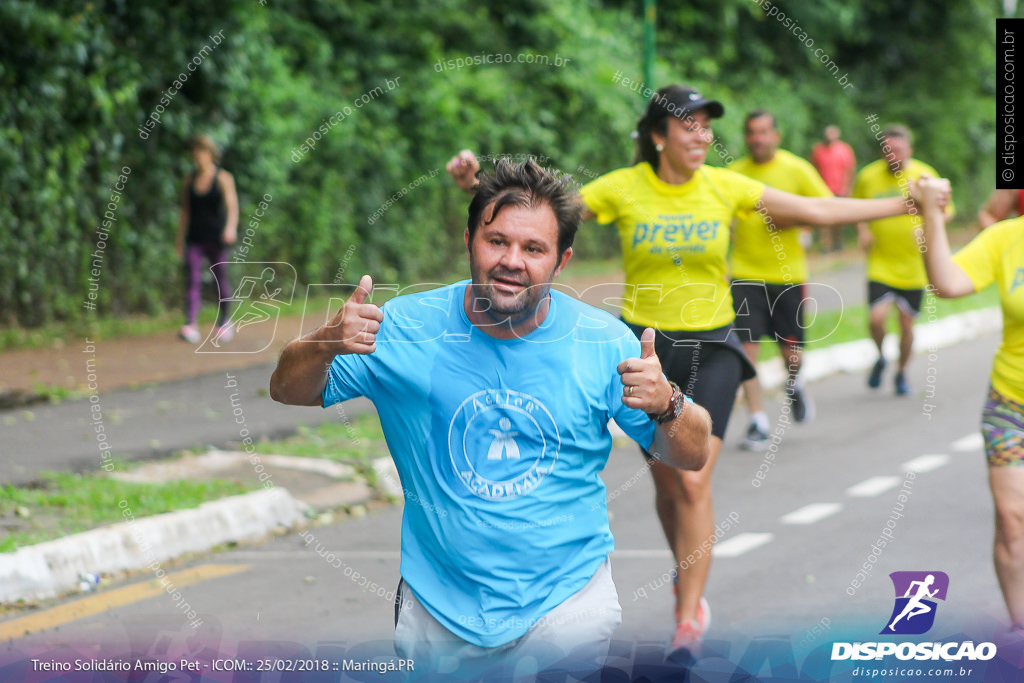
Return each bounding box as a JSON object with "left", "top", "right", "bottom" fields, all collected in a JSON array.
[{"left": 0, "top": 0, "right": 999, "bottom": 328}]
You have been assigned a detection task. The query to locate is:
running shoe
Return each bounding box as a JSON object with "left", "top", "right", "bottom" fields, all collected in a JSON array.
[
  {"left": 216, "top": 324, "right": 234, "bottom": 344},
  {"left": 740, "top": 422, "right": 770, "bottom": 451},
  {"left": 895, "top": 372, "right": 910, "bottom": 396},
  {"left": 867, "top": 357, "right": 886, "bottom": 389},
  {"left": 787, "top": 384, "right": 815, "bottom": 423},
  {"left": 178, "top": 324, "right": 201, "bottom": 344},
  {"left": 671, "top": 597, "right": 711, "bottom": 652}
]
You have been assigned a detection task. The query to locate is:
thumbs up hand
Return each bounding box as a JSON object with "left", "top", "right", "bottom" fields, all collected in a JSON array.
[
  {"left": 323, "top": 274, "right": 384, "bottom": 354},
  {"left": 616, "top": 327, "right": 672, "bottom": 413}
]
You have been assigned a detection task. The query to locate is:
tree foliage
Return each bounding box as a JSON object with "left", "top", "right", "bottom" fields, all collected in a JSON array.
[{"left": 0, "top": 0, "right": 1000, "bottom": 327}]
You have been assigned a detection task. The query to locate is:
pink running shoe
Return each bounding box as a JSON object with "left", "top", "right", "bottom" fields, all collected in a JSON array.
[
  {"left": 178, "top": 325, "right": 201, "bottom": 344},
  {"left": 671, "top": 597, "right": 711, "bottom": 652},
  {"left": 215, "top": 324, "right": 234, "bottom": 343}
]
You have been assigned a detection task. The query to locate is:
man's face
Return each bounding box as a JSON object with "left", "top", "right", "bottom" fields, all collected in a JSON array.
[
  {"left": 883, "top": 135, "right": 912, "bottom": 173},
  {"left": 745, "top": 115, "right": 779, "bottom": 164},
  {"left": 465, "top": 202, "right": 571, "bottom": 327}
]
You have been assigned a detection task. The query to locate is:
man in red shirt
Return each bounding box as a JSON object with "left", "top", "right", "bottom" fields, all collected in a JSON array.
[
  {"left": 977, "top": 187, "right": 1024, "bottom": 228},
  {"left": 811, "top": 125, "right": 857, "bottom": 251}
]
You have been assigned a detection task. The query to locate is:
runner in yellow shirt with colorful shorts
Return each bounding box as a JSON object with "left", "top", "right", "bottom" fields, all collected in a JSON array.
[{"left": 917, "top": 178, "right": 1024, "bottom": 635}]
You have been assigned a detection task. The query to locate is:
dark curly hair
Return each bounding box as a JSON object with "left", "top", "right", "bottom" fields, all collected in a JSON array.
[{"left": 466, "top": 157, "right": 581, "bottom": 256}]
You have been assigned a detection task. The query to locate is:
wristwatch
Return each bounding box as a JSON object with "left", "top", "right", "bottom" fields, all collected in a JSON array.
[{"left": 649, "top": 381, "right": 686, "bottom": 424}]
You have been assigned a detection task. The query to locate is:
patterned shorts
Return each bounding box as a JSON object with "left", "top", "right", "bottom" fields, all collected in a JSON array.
[{"left": 982, "top": 387, "right": 1024, "bottom": 467}]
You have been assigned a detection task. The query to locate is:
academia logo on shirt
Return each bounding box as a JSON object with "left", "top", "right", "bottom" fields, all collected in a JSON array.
[
  {"left": 448, "top": 390, "right": 560, "bottom": 500},
  {"left": 880, "top": 571, "right": 949, "bottom": 635}
]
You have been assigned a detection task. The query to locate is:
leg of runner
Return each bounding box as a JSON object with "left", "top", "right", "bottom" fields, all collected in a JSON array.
[
  {"left": 740, "top": 341, "right": 769, "bottom": 450},
  {"left": 782, "top": 340, "right": 813, "bottom": 421},
  {"left": 208, "top": 243, "right": 233, "bottom": 342},
  {"left": 775, "top": 282, "right": 812, "bottom": 421},
  {"left": 656, "top": 342, "right": 741, "bottom": 651},
  {"left": 868, "top": 299, "right": 890, "bottom": 360},
  {"left": 990, "top": 465, "right": 1024, "bottom": 626},
  {"left": 179, "top": 244, "right": 204, "bottom": 343},
  {"left": 867, "top": 298, "right": 891, "bottom": 388},
  {"left": 782, "top": 341, "right": 802, "bottom": 383},
  {"left": 733, "top": 282, "right": 770, "bottom": 449},
  {"left": 650, "top": 441, "right": 719, "bottom": 641},
  {"left": 895, "top": 307, "right": 915, "bottom": 395}
]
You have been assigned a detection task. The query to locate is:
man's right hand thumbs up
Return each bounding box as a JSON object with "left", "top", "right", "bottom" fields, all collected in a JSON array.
[{"left": 325, "top": 274, "right": 384, "bottom": 354}]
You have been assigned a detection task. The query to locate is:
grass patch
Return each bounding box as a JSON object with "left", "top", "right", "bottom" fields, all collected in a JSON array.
[
  {"left": 0, "top": 470, "right": 253, "bottom": 553},
  {"left": 246, "top": 414, "right": 389, "bottom": 489},
  {"left": 251, "top": 414, "right": 387, "bottom": 467},
  {"left": 0, "top": 414, "right": 390, "bottom": 554}
]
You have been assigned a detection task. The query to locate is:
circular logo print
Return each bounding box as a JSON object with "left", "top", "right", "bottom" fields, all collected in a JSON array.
[{"left": 448, "top": 389, "right": 561, "bottom": 500}]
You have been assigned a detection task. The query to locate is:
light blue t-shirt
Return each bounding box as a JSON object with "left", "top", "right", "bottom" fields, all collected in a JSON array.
[{"left": 323, "top": 280, "right": 657, "bottom": 647}]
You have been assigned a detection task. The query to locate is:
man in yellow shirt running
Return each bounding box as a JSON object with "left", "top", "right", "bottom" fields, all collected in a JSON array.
[
  {"left": 729, "top": 111, "right": 833, "bottom": 449},
  {"left": 854, "top": 124, "right": 953, "bottom": 395}
]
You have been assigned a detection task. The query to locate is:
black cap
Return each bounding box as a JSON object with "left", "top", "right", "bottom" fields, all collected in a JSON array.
[{"left": 644, "top": 85, "right": 724, "bottom": 125}]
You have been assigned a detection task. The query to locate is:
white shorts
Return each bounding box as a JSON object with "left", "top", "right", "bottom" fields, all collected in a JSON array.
[{"left": 393, "top": 558, "right": 621, "bottom": 680}]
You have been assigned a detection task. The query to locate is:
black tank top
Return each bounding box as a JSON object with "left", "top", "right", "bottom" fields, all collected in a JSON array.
[{"left": 186, "top": 167, "right": 227, "bottom": 243}]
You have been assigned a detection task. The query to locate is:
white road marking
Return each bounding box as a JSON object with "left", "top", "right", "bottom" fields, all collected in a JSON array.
[
  {"left": 902, "top": 454, "right": 950, "bottom": 473},
  {"left": 846, "top": 475, "right": 902, "bottom": 498},
  {"left": 712, "top": 533, "right": 774, "bottom": 558},
  {"left": 780, "top": 503, "right": 843, "bottom": 525},
  {"left": 951, "top": 432, "right": 984, "bottom": 453}
]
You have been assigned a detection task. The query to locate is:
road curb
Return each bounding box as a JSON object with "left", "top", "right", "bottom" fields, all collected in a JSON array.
[
  {"left": 756, "top": 307, "right": 1002, "bottom": 389},
  {"left": 0, "top": 488, "right": 307, "bottom": 604}
]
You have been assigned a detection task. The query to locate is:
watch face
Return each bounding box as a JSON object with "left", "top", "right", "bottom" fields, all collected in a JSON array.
[
  {"left": 668, "top": 389, "right": 684, "bottom": 421},
  {"left": 654, "top": 387, "right": 684, "bottom": 424}
]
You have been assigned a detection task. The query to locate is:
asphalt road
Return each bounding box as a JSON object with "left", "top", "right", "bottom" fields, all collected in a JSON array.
[
  {"left": 0, "top": 363, "right": 374, "bottom": 486},
  {"left": 4, "top": 332, "right": 1020, "bottom": 681}
]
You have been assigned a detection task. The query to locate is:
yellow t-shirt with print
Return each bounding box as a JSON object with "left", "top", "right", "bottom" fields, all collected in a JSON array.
[
  {"left": 853, "top": 158, "right": 949, "bottom": 289},
  {"left": 729, "top": 149, "right": 833, "bottom": 284},
  {"left": 952, "top": 217, "right": 1024, "bottom": 403},
  {"left": 580, "top": 162, "right": 764, "bottom": 331}
]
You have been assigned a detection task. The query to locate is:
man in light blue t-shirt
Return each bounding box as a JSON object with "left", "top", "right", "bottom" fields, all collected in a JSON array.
[{"left": 270, "top": 159, "right": 711, "bottom": 675}]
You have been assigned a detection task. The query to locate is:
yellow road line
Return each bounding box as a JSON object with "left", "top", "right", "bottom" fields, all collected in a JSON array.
[{"left": 0, "top": 564, "right": 249, "bottom": 641}]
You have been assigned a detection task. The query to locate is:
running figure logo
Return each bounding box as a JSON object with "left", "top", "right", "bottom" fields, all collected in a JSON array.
[
  {"left": 197, "top": 262, "right": 296, "bottom": 354},
  {"left": 880, "top": 571, "right": 949, "bottom": 635},
  {"left": 487, "top": 418, "right": 521, "bottom": 460}
]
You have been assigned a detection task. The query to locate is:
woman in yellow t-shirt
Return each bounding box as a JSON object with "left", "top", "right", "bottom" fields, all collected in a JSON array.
[
  {"left": 917, "top": 178, "right": 1024, "bottom": 633},
  {"left": 447, "top": 84, "right": 934, "bottom": 651}
]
